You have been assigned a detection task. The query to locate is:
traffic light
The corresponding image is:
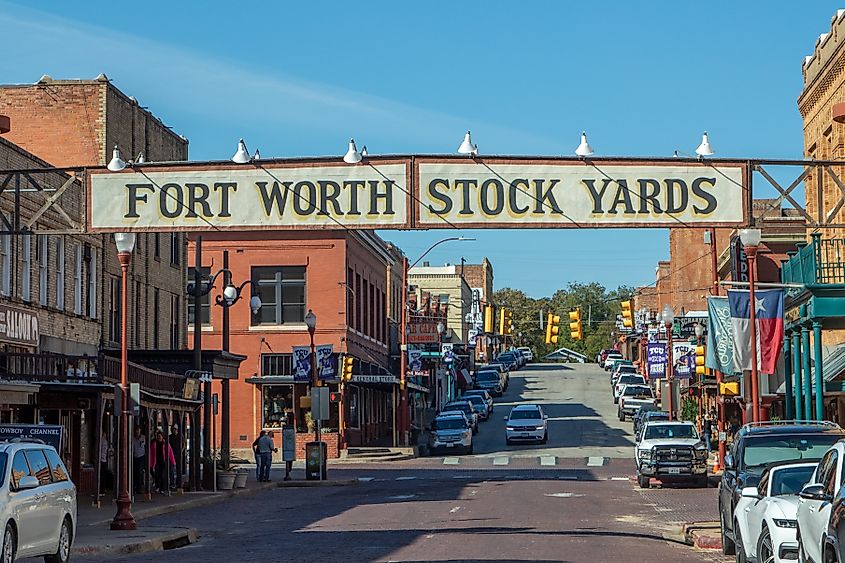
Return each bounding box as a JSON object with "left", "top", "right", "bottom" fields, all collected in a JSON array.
[
  {"left": 695, "top": 345, "right": 708, "bottom": 376},
  {"left": 569, "top": 308, "right": 582, "bottom": 341},
  {"left": 719, "top": 381, "right": 739, "bottom": 396},
  {"left": 620, "top": 300, "right": 633, "bottom": 329},
  {"left": 500, "top": 308, "right": 513, "bottom": 335},
  {"left": 341, "top": 355, "right": 354, "bottom": 382},
  {"left": 329, "top": 391, "right": 341, "bottom": 403},
  {"left": 545, "top": 312, "right": 560, "bottom": 344},
  {"left": 484, "top": 304, "right": 494, "bottom": 333}
]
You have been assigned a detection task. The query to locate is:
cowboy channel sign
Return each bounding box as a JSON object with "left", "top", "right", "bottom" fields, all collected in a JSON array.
[{"left": 87, "top": 157, "right": 747, "bottom": 231}]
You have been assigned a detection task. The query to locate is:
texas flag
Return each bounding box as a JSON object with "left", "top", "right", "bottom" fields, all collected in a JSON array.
[{"left": 727, "top": 289, "right": 784, "bottom": 375}]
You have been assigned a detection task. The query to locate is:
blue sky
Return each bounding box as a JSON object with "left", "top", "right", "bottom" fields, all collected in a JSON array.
[{"left": 0, "top": 1, "right": 839, "bottom": 297}]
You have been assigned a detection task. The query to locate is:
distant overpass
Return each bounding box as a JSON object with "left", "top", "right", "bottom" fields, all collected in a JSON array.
[{"left": 542, "top": 347, "right": 588, "bottom": 363}]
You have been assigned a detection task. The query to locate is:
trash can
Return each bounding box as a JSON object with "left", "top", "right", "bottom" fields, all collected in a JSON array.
[{"left": 305, "top": 441, "right": 327, "bottom": 480}]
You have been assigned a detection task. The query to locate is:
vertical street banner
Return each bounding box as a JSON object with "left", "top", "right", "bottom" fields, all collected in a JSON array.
[
  {"left": 316, "top": 344, "right": 337, "bottom": 381},
  {"left": 292, "top": 346, "right": 312, "bottom": 382},
  {"left": 705, "top": 297, "right": 739, "bottom": 376},
  {"left": 441, "top": 343, "right": 455, "bottom": 364},
  {"left": 408, "top": 348, "right": 423, "bottom": 372},
  {"left": 672, "top": 342, "right": 696, "bottom": 380},
  {"left": 727, "top": 289, "right": 784, "bottom": 375},
  {"left": 647, "top": 342, "right": 667, "bottom": 379}
]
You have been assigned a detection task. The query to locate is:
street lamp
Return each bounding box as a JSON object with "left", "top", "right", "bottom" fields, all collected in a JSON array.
[
  {"left": 663, "top": 304, "right": 675, "bottom": 422},
  {"left": 111, "top": 233, "right": 136, "bottom": 531},
  {"left": 304, "top": 309, "right": 320, "bottom": 444},
  {"left": 739, "top": 227, "right": 763, "bottom": 422}
]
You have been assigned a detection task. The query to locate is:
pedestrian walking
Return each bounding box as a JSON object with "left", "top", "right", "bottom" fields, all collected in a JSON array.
[
  {"left": 99, "top": 430, "right": 114, "bottom": 492},
  {"left": 169, "top": 424, "right": 186, "bottom": 489},
  {"left": 703, "top": 411, "right": 714, "bottom": 453},
  {"left": 252, "top": 430, "right": 266, "bottom": 481},
  {"left": 150, "top": 430, "right": 176, "bottom": 493},
  {"left": 132, "top": 426, "right": 147, "bottom": 494},
  {"left": 255, "top": 430, "right": 278, "bottom": 482}
]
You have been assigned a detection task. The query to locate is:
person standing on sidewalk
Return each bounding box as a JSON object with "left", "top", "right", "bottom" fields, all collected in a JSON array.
[
  {"left": 256, "top": 430, "right": 278, "bottom": 482},
  {"left": 132, "top": 426, "right": 147, "bottom": 494},
  {"left": 150, "top": 431, "right": 176, "bottom": 493},
  {"left": 252, "top": 430, "right": 266, "bottom": 481},
  {"left": 169, "top": 424, "right": 186, "bottom": 490},
  {"left": 702, "top": 411, "right": 714, "bottom": 453}
]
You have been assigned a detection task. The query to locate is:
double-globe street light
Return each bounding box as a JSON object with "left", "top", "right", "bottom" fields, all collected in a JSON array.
[
  {"left": 304, "top": 309, "right": 321, "bottom": 446},
  {"left": 739, "top": 228, "right": 762, "bottom": 423},
  {"left": 661, "top": 304, "right": 675, "bottom": 422}
]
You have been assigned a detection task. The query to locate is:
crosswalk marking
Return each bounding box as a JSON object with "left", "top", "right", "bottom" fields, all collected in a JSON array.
[
  {"left": 587, "top": 456, "right": 605, "bottom": 467},
  {"left": 493, "top": 457, "right": 509, "bottom": 466},
  {"left": 443, "top": 457, "right": 460, "bottom": 465},
  {"left": 357, "top": 477, "right": 374, "bottom": 482},
  {"left": 540, "top": 456, "right": 556, "bottom": 466},
  {"left": 396, "top": 476, "right": 417, "bottom": 480}
]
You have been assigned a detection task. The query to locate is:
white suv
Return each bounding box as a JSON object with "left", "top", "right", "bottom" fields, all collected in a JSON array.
[
  {"left": 505, "top": 404, "right": 548, "bottom": 445},
  {"left": 1, "top": 440, "right": 77, "bottom": 563}
]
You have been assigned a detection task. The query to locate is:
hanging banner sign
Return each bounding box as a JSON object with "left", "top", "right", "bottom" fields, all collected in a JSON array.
[
  {"left": 647, "top": 342, "right": 667, "bottom": 379},
  {"left": 87, "top": 158, "right": 748, "bottom": 232},
  {"left": 416, "top": 160, "right": 746, "bottom": 228},
  {"left": 292, "top": 346, "right": 312, "bottom": 383},
  {"left": 316, "top": 344, "right": 337, "bottom": 381}
]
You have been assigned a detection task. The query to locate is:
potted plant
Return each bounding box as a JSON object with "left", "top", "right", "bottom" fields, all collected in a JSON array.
[
  {"left": 214, "top": 449, "right": 237, "bottom": 490},
  {"left": 234, "top": 468, "right": 249, "bottom": 488}
]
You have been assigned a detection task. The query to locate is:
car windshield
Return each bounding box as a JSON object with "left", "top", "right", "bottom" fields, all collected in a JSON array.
[
  {"left": 618, "top": 375, "right": 645, "bottom": 385},
  {"left": 433, "top": 418, "right": 467, "bottom": 431},
  {"left": 624, "top": 386, "right": 653, "bottom": 397},
  {"left": 445, "top": 403, "right": 471, "bottom": 414},
  {"left": 743, "top": 434, "right": 842, "bottom": 470},
  {"left": 510, "top": 409, "right": 541, "bottom": 420},
  {"left": 477, "top": 371, "right": 499, "bottom": 381},
  {"left": 644, "top": 424, "right": 698, "bottom": 440},
  {"left": 770, "top": 465, "right": 816, "bottom": 496},
  {"left": 466, "top": 396, "right": 485, "bottom": 407}
]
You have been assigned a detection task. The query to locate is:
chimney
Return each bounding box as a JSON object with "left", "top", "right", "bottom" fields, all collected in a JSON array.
[
  {"left": 422, "top": 261, "right": 430, "bottom": 267},
  {"left": 0, "top": 115, "right": 9, "bottom": 135}
]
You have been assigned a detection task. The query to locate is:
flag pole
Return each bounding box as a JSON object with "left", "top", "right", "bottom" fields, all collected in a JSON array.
[{"left": 745, "top": 245, "right": 761, "bottom": 423}]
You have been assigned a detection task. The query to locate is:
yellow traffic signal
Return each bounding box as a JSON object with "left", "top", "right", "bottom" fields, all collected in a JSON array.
[
  {"left": 719, "top": 381, "right": 739, "bottom": 396},
  {"left": 621, "top": 300, "right": 633, "bottom": 329},
  {"left": 484, "top": 305, "right": 494, "bottom": 333},
  {"left": 341, "top": 355, "right": 354, "bottom": 382},
  {"left": 695, "top": 345, "right": 707, "bottom": 376},
  {"left": 545, "top": 312, "right": 560, "bottom": 344},
  {"left": 500, "top": 309, "right": 514, "bottom": 335},
  {"left": 569, "top": 308, "right": 582, "bottom": 341}
]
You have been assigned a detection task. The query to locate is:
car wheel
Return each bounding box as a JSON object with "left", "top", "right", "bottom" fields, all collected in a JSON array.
[
  {"left": 467, "top": 444, "right": 474, "bottom": 455},
  {"left": 541, "top": 431, "right": 548, "bottom": 444},
  {"left": 798, "top": 533, "right": 807, "bottom": 563},
  {"left": 734, "top": 521, "right": 747, "bottom": 563},
  {"left": 637, "top": 474, "right": 650, "bottom": 489},
  {"left": 618, "top": 410, "right": 625, "bottom": 422},
  {"left": 720, "top": 506, "right": 736, "bottom": 556},
  {"left": 613, "top": 397, "right": 618, "bottom": 404},
  {"left": 45, "top": 517, "right": 73, "bottom": 563},
  {"left": 757, "top": 526, "right": 774, "bottom": 563},
  {"left": 506, "top": 438, "right": 513, "bottom": 446},
  {"left": 2, "top": 523, "right": 16, "bottom": 563}
]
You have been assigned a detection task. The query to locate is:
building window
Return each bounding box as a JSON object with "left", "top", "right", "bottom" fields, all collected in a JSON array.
[
  {"left": 262, "top": 384, "right": 293, "bottom": 429},
  {"left": 108, "top": 276, "right": 121, "bottom": 343},
  {"left": 380, "top": 289, "right": 386, "bottom": 343},
  {"left": 153, "top": 289, "right": 160, "bottom": 348},
  {"left": 170, "top": 234, "right": 180, "bottom": 266},
  {"left": 21, "top": 233, "right": 31, "bottom": 302},
  {"left": 56, "top": 236, "right": 65, "bottom": 309},
  {"left": 134, "top": 281, "right": 142, "bottom": 347},
  {"left": 355, "top": 273, "right": 362, "bottom": 332},
  {"left": 250, "top": 266, "right": 306, "bottom": 325},
  {"left": 87, "top": 251, "right": 97, "bottom": 318},
  {"left": 170, "top": 294, "right": 180, "bottom": 348},
  {"left": 363, "top": 280, "right": 370, "bottom": 336},
  {"left": 38, "top": 234, "right": 48, "bottom": 306},
  {"left": 347, "top": 268, "right": 355, "bottom": 329},
  {"left": 154, "top": 233, "right": 160, "bottom": 260},
  {"left": 187, "top": 267, "right": 211, "bottom": 326},
  {"left": 0, "top": 233, "right": 10, "bottom": 296},
  {"left": 73, "top": 243, "right": 82, "bottom": 314},
  {"left": 262, "top": 353, "right": 293, "bottom": 376}
]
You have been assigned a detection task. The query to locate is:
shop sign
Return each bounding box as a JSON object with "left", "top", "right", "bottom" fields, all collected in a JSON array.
[
  {"left": 407, "top": 321, "right": 439, "bottom": 344},
  {"left": 785, "top": 306, "right": 801, "bottom": 324},
  {"left": 730, "top": 236, "right": 749, "bottom": 282},
  {"left": 407, "top": 348, "right": 423, "bottom": 371},
  {"left": 0, "top": 424, "right": 62, "bottom": 451},
  {"left": 441, "top": 343, "right": 455, "bottom": 363},
  {"left": 673, "top": 317, "right": 708, "bottom": 339},
  {"left": 88, "top": 159, "right": 747, "bottom": 232},
  {"left": 0, "top": 304, "right": 39, "bottom": 347},
  {"left": 350, "top": 375, "right": 397, "bottom": 384},
  {"left": 182, "top": 378, "right": 200, "bottom": 401}
]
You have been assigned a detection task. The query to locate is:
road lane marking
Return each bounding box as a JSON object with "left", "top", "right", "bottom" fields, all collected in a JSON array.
[
  {"left": 449, "top": 506, "right": 462, "bottom": 513},
  {"left": 544, "top": 492, "right": 584, "bottom": 498},
  {"left": 587, "top": 456, "right": 605, "bottom": 467},
  {"left": 557, "top": 475, "right": 578, "bottom": 480},
  {"left": 610, "top": 477, "right": 629, "bottom": 481},
  {"left": 357, "top": 477, "right": 375, "bottom": 482},
  {"left": 540, "top": 456, "right": 556, "bottom": 466},
  {"left": 387, "top": 494, "right": 416, "bottom": 500},
  {"left": 443, "top": 457, "right": 460, "bottom": 465},
  {"left": 395, "top": 476, "right": 417, "bottom": 480},
  {"left": 493, "top": 457, "right": 509, "bottom": 466}
]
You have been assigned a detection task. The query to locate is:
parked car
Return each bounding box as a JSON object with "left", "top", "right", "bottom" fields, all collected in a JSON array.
[
  {"left": 613, "top": 374, "right": 647, "bottom": 404},
  {"left": 718, "top": 421, "right": 845, "bottom": 557},
  {"left": 636, "top": 420, "right": 708, "bottom": 488},
  {"left": 494, "top": 352, "right": 519, "bottom": 371},
  {"left": 610, "top": 364, "right": 638, "bottom": 386},
  {"left": 505, "top": 404, "right": 548, "bottom": 445},
  {"left": 517, "top": 347, "right": 533, "bottom": 362},
  {"left": 603, "top": 352, "right": 623, "bottom": 370},
  {"left": 442, "top": 400, "right": 479, "bottom": 434},
  {"left": 608, "top": 359, "right": 633, "bottom": 378},
  {"left": 1, "top": 439, "right": 77, "bottom": 563},
  {"left": 598, "top": 348, "right": 615, "bottom": 365},
  {"left": 734, "top": 461, "right": 816, "bottom": 563},
  {"left": 474, "top": 369, "right": 504, "bottom": 397},
  {"left": 617, "top": 384, "right": 656, "bottom": 422},
  {"left": 796, "top": 439, "right": 845, "bottom": 563},
  {"left": 430, "top": 413, "right": 474, "bottom": 455},
  {"left": 463, "top": 389, "right": 493, "bottom": 413},
  {"left": 479, "top": 363, "right": 509, "bottom": 390},
  {"left": 814, "top": 453, "right": 845, "bottom": 563},
  {"left": 463, "top": 394, "right": 490, "bottom": 420},
  {"left": 634, "top": 409, "right": 669, "bottom": 441}
]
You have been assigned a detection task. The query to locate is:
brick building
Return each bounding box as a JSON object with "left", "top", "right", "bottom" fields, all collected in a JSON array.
[
  {"left": 191, "top": 230, "right": 400, "bottom": 459},
  {"left": 407, "top": 263, "right": 473, "bottom": 346}
]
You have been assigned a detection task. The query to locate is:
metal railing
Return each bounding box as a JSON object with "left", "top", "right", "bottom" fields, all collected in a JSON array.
[{"left": 781, "top": 235, "right": 845, "bottom": 285}]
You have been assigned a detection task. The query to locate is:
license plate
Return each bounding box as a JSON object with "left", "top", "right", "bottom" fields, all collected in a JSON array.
[
  {"left": 520, "top": 433, "right": 531, "bottom": 437},
  {"left": 667, "top": 468, "right": 681, "bottom": 475},
  {"left": 446, "top": 443, "right": 455, "bottom": 447}
]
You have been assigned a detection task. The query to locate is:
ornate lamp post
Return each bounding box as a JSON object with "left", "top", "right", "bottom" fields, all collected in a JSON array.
[
  {"left": 739, "top": 228, "right": 762, "bottom": 422},
  {"left": 663, "top": 305, "right": 675, "bottom": 422},
  {"left": 111, "top": 233, "right": 136, "bottom": 531},
  {"left": 304, "top": 309, "right": 319, "bottom": 444}
]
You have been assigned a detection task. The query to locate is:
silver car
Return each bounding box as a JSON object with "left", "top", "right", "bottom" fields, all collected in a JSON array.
[
  {"left": 505, "top": 404, "right": 548, "bottom": 445},
  {"left": 1, "top": 440, "right": 77, "bottom": 563}
]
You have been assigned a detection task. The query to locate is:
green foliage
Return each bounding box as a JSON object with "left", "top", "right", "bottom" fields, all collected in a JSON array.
[
  {"left": 492, "top": 282, "right": 633, "bottom": 361},
  {"left": 680, "top": 397, "right": 699, "bottom": 422}
]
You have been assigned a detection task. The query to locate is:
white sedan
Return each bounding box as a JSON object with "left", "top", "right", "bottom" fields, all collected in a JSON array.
[{"left": 734, "top": 461, "right": 816, "bottom": 563}]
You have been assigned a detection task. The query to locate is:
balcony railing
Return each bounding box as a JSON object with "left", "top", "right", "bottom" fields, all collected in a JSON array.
[
  {"left": 781, "top": 234, "right": 845, "bottom": 286},
  {"left": 0, "top": 352, "right": 187, "bottom": 397}
]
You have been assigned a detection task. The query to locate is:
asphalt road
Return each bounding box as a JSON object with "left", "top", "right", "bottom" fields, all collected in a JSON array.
[{"left": 76, "top": 363, "right": 728, "bottom": 562}]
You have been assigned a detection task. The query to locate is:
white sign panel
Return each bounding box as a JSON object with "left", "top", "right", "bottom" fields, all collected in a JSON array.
[
  {"left": 417, "top": 161, "right": 745, "bottom": 227},
  {"left": 89, "top": 163, "right": 409, "bottom": 231}
]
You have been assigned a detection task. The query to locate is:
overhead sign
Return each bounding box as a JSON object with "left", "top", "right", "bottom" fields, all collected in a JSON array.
[
  {"left": 407, "top": 321, "right": 440, "bottom": 344},
  {"left": 88, "top": 158, "right": 748, "bottom": 231},
  {"left": 0, "top": 304, "right": 39, "bottom": 347},
  {"left": 730, "top": 236, "right": 749, "bottom": 282},
  {"left": 0, "top": 424, "right": 62, "bottom": 452},
  {"left": 674, "top": 317, "right": 708, "bottom": 339}
]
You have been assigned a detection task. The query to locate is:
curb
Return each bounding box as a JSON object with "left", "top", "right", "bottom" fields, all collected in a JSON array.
[
  {"left": 682, "top": 521, "right": 722, "bottom": 550},
  {"left": 73, "top": 527, "right": 198, "bottom": 557},
  {"left": 276, "top": 479, "right": 358, "bottom": 488}
]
